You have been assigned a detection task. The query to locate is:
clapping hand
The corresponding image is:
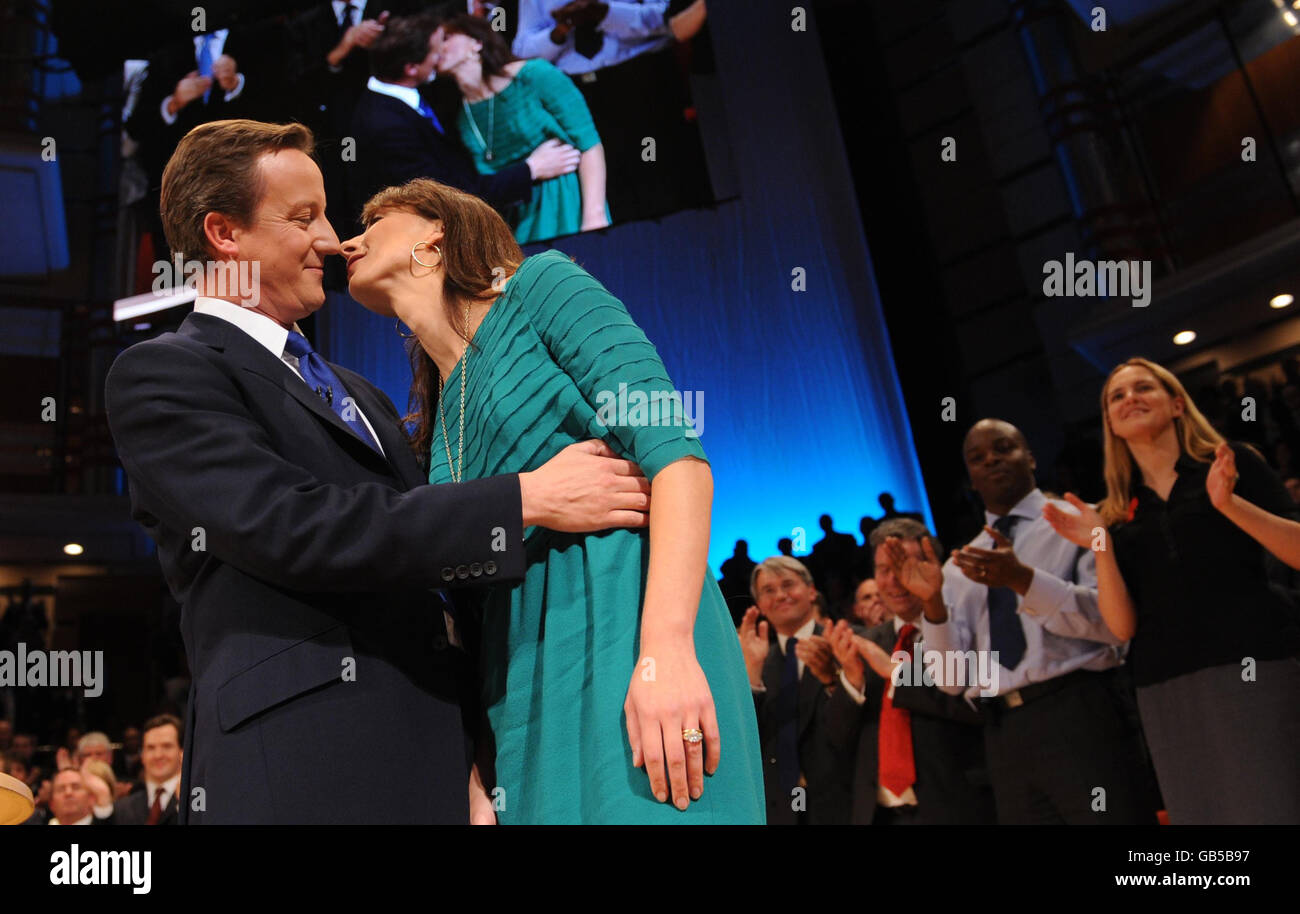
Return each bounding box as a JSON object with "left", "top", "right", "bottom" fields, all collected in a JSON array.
[
  {"left": 211, "top": 55, "right": 239, "bottom": 93},
  {"left": 883, "top": 535, "right": 942, "bottom": 600},
  {"left": 824, "top": 619, "right": 865, "bottom": 690},
  {"left": 795, "top": 633, "right": 836, "bottom": 686},
  {"left": 951, "top": 525, "right": 1032, "bottom": 591},
  {"left": 1042, "top": 493, "right": 1106, "bottom": 550},
  {"left": 1206, "top": 442, "right": 1239, "bottom": 512}
]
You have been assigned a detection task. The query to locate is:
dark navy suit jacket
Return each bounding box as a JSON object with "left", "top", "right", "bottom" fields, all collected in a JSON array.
[
  {"left": 105, "top": 311, "right": 526, "bottom": 823},
  {"left": 344, "top": 87, "right": 533, "bottom": 233}
]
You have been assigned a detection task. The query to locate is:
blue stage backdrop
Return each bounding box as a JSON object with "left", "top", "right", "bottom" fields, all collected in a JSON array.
[{"left": 320, "top": 4, "right": 933, "bottom": 576}]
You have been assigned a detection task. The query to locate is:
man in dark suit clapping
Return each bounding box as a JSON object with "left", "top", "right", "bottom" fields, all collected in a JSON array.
[{"left": 738, "top": 557, "right": 862, "bottom": 825}]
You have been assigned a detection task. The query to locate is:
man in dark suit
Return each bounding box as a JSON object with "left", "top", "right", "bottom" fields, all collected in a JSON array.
[
  {"left": 342, "top": 12, "right": 579, "bottom": 236},
  {"left": 824, "top": 519, "right": 996, "bottom": 825},
  {"left": 738, "top": 557, "right": 862, "bottom": 825},
  {"left": 113, "top": 715, "right": 183, "bottom": 826},
  {"left": 104, "top": 118, "right": 650, "bottom": 823}
]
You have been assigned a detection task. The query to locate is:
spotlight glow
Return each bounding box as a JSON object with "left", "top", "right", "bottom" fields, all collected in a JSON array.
[{"left": 1172, "top": 330, "right": 1197, "bottom": 346}]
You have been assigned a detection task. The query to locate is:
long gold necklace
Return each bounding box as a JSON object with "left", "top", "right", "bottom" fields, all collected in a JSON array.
[{"left": 437, "top": 302, "right": 472, "bottom": 483}]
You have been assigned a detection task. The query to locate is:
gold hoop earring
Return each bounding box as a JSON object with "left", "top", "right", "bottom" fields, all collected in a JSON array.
[{"left": 412, "top": 242, "right": 442, "bottom": 268}]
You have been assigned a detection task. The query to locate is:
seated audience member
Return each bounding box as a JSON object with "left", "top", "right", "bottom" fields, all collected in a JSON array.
[
  {"left": 114, "top": 715, "right": 183, "bottom": 826},
  {"left": 923, "top": 419, "right": 1158, "bottom": 824},
  {"left": 117, "top": 726, "right": 143, "bottom": 784},
  {"left": 824, "top": 519, "right": 996, "bottom": 825},
  {"left": 76, "top": 732, "right": 114, "bottom": 769},
  {"left": 850, "top": 578, "right": 891, "bottom": 627},
  {"left": 737, "top": 557, "right": 861, "bottom": 825},
  {"left": 345, "top": 12, "right": 579, "bottom": 234},
  {"left": 46, "top": 769, "right": 111, "bottom": 826},
  {"left": 81, "top": 759, "right": 119, "bottom": 822}
]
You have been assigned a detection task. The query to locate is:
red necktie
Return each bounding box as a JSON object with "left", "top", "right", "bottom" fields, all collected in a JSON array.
[
  {"left": 877, "top": 623, "right": 918, "bottom": 797},
  {"left": 146, "top": 786, "right": 163, "bottom": 825}
]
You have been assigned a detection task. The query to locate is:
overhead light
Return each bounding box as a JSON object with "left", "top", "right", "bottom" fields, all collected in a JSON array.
[
  {"left": 1270, "top": 293, "right": 1294, "bottom": 309},
  {"left": 1172, "top": 330, "right": 1196, "bottom": 346},
  {"left": 63, "top": 543, "right": 84, "bottom": 556},
  {"left": 1285, "top": 10, "right": 1298, "bottom": 26}
]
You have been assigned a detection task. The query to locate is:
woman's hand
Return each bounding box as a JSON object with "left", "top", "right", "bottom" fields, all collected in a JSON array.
[
  {"left": 1206, "top": 442, "right": 1239, "bottom": 512},
  {"left": 624, "top": 638, "right": 720, "bottom": 811},
  {"left": 468, "top": 762, "right": 496, "bottom": 825},
  {"left": 1042, "top": 492, "right": 1106, "bottom": 550}
]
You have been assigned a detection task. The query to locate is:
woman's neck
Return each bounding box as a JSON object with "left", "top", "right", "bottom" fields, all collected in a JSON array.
[
  {"left": 392, "top": 285, "right": 492, "bottom": 381},
  {"left": 1126, "top": 423, "right": 1181, "bottom": 489},
  {"left": 454, "top": 63, "right": 498, "bottom": 103}
]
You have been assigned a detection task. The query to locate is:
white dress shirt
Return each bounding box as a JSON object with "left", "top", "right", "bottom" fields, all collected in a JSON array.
[
  {"left": 159, "top": 30, "right": 246, "bottom": 125},
  {"left": 144, "top": 773, "right": 182, "bottom": 814},
  {"left": 922, "top": 488, "right": 1123, "bottom": 702},
  {"left": 192, "top": 297, "right": 386, "bottom": 457},
  {"left": 750, "top": 616, "right": 817, "bottom": 694},
  {"left": 365, "top": 75, "right": 424, "bottom": 114}
]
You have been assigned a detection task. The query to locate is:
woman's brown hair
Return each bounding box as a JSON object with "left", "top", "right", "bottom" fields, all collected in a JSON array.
[
  {"left": 360, "top": 178, "right": 524, "bottom": 469},
  {"left": 160, "top": 119, "right": 315, "bottom": 261},
  {"left": 1097, "top": 357, "right": 1225, "bottom": 524},
  {"left": 439, "top": 12, "right": 521, "bottom": 79}
]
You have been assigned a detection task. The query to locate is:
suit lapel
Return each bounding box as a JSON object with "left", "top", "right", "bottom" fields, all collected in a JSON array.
[
  {"left": 333, "top": 363, "right": 426, "bottom": 489},
  {"left": 178, "top": 312, "right": 394, "bottom": 474}
]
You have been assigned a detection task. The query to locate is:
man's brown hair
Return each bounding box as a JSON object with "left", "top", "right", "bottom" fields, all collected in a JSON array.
[
  {"left": 142, "top": 713, "right": 184, "bottom": 743},
  {"left": 160, "top": 119, "right": 316, "bottom": 261}
]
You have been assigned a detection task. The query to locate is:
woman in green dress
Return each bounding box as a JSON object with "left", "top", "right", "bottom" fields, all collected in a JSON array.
[
  {"left": 435, "top": 14, "right": 611, "bottom": 244},
  {"left": 341, "top": 177, "right": 765, "bottom": 824}
]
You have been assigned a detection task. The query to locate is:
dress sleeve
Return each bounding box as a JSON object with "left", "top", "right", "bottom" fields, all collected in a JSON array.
[
  {"left": 520, "top": 252, "right": 706, "bottom": 479},
  {"left": 522, "top": 59, "right": 603, "bottom": 151}
]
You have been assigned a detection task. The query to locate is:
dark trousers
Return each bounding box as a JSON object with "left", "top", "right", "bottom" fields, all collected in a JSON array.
[{"left": 983, "top": 669, "right": 1160, "bottom": 824}]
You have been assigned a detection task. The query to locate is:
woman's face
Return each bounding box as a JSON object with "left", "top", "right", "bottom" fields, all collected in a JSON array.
[
  {"left": 340, "top": 208, "right": 442, "bottom": 317},
  {"left": 434, "top": 28, "right": 480, "bottom": 76},
  {"left": 1105, "top": 365, "right": 1185, "bottom": 441}
]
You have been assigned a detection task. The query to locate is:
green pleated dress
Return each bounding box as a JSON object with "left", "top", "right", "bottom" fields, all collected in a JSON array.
[
  {"left": 457, "top": 58, "right": 612, "bottom": 244},
  {"left": 428, "top": 249, "right": 764, "bottom": 824}
]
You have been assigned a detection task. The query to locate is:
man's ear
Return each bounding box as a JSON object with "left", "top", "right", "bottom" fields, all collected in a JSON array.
[{"left": 202, "top": 211, "right": 241, "bottom": 260}]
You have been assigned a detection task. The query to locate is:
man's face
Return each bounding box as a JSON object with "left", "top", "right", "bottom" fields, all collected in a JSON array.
[
  {"left": 8, "top": 760, "right": 29, "bottom": 783},
  {"left": 142, "top": 725, "right": 183, "bottom": 783},
  {"left": 873, "top": 539, "right": 924, "bottom": 621},
  {"left": 50, "top": 771, "right": 92, "bottom": 824},
  {"left": 852, "top": 578, "right": 886, "bottom": 625},
  {"left": 78, "top": 743, "right": 111, "bottom": 767},
  {"left": 227, "top": 149, "right": 337, "bottom": 324},
  {"left": 12, "top": 734, "right": 33, "bottom": 761},
  {"left": 964, "top": 421, "right": 1035, "bottom": 509},
  {"left": 122, "top": 727, "right": 141, "bottom": 754},
  {"left": 0, "top": 720, "right": 11, "bottom": 748},
  {"left": 753, "top": 568, "right": 817, "bottom": 633}
]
